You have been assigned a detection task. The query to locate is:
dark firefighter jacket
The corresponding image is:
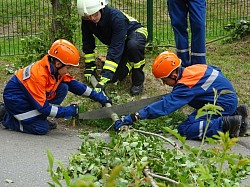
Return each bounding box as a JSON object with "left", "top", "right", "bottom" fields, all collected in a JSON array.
[{"left": 81, "top": 6, "right": 144, "bottom": 65}]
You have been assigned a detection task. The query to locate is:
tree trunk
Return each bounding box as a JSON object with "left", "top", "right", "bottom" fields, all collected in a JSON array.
[{"left": 50, "top": 0, "right": 73, "bottom": 42}]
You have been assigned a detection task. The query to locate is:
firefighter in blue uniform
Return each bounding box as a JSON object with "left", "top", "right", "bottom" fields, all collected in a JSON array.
[
  {"left": 0, "top": 39, "right": 111, "bottom": 135},
  {"left": 114, "top": 51, "right": 249, "bottom": 140},
  {"left": 77, "top": 0, "right": 148, "bottom": 96},
  {"left": 167, "top": 0, "right": 206, "bottom": 67}
]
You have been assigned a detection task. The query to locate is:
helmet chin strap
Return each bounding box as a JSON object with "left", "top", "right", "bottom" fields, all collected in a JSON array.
[
  {"left": 56, "top": 64, "right": 65, "bottom": 71},
  {"left": 168, "top": 77, "right": 177, "bottom": 81},
  {"left": 168, "top": 66, "right": 181, "bottom": 83},
  {"left": 54, "top": 64, "right": 65, "bottom": 81},
  {"left": 48, "top": 56, "right": 65, "bottom": 76}
]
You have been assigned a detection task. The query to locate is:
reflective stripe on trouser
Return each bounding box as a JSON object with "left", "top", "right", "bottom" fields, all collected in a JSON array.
[
  {"left": 168, "top": 0, "right": 206, "bottom": 66},
  {"left": 126, "top": 59, "right": 145, "bottom": 70},
  {"left": 112, "top": 30, "right": 147, "bottom": 86},
  {"left": 103, "top": 60, "right": 118, "bottom": 73}
]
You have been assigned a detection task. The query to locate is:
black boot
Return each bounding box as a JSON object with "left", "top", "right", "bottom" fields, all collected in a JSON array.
[
  {"left": 222, "top": 115, "right": 242, "bottom": 138},
  {"left": 130, "top": 84, "right": 144, "bottom": 96},
  {"left": 0, "top": 102, "right": 6, "bottom": 122},
  {"left": 234, "top": 104, "right": 249, "bottom": 136}
]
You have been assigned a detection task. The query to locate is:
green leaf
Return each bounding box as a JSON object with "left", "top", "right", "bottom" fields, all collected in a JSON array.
[
  {"left": 141, "top": 157, "right": 148, "bottom": 162},
  {"left": 219, "top": 90, "right": 234, "bottom": 95},
  {"left": 130, "top": 142, "right": 138, "bottom": 147},
  {"left": 163, "top": 127, "right": 187, "bottom": 144},
  {"left": 47, "top": 150, "right": 54, "bottom": 174}
]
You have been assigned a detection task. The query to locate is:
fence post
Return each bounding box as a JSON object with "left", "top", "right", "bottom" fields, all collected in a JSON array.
[{"left": 147, "top": 0, "right": 153, "bottom": 42}]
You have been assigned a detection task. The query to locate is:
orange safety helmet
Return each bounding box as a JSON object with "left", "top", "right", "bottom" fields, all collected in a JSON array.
[
  {"left": 152, "top": 51, "right": 181, "bottom": 79},
  {"left": 48, "top": 39, "right": 80, "bottom": 66}
]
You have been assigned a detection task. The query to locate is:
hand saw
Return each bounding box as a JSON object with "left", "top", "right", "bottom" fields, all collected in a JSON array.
[{"left": 78, "top": 94, "right": 164, "bottom": 120}]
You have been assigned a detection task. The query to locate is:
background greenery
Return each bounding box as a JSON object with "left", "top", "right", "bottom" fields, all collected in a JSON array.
[{"left": 0, "top": 0, "right": 249, "bottom": 56}]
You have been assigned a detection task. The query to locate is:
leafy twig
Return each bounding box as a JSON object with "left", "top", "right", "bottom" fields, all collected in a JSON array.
[
  {"left": 144, "top": 167, "right": 180, "bottom": 185},
  {"left": 132, "top": 128, "right": 180, "bottom": 150},
  {"left": 143, "top": 168, "right": 159, "bottom": 187}
]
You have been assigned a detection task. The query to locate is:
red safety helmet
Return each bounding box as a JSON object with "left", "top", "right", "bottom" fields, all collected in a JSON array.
[
  {"left": 152, "top": 51, "right": 181, "bottom": 79},
  {"left": 48, "top": 39, "right": 80, "bottom": 66}
]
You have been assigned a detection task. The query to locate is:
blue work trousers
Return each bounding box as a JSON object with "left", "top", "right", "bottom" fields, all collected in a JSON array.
[
  {"left": 112, "top": 31, "right": 147, "bottom": 86},
  {"left": 3, "top": 83, "right": 68, "bottom": 135},
  {"left": 167, "top": 0, "right": 206, "bottom": 67},
  {"left": 178, "top": 99, "right": 238, "bottom": 140}
]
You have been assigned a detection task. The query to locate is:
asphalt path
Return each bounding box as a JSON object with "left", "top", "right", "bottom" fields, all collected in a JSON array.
[
  {"left": 1, "top": 125, "right": 250, "bottom": 187},
  {"left": 0, "top": 125, "right": 83, "bottom": 187}
]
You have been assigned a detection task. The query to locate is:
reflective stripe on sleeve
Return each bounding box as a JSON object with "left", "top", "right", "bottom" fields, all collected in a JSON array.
[
  {"left": 201, "top": 69, "right": 219, "bottom": 91},
  {"left": 82, "top": 86, "right": 92, "bottom": 97},
  {"left": 50, "top": 105, "right": 58, "bottom": 117},
  {"left": 85, "top": 53, "right": 95, "bottom": 63},
  {"left": 135, "top": 27, "right": 148, "bottom": 38}
]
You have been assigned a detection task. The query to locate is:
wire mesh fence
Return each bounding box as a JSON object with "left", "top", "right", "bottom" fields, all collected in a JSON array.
[{"left": 0, "top": 0, "right": 249, "bottom": 56}]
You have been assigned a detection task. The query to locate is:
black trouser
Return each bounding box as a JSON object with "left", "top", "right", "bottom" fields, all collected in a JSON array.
[{"left": 112, "top": 31, "right": 147, "bottom": 86}]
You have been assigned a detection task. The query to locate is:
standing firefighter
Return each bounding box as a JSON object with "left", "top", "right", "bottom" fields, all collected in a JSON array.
[
  {"left": 77, "top": 0, "right": 148, "bottom": 96},
  {"left": 114, "top": 51, "right": 249, "bottom": 140},
  {"left": 0, "top": 39, "right": 111, "bottom": 135},
  {"left": 167, "top": 0, "right": 206, "bottom": 67}
]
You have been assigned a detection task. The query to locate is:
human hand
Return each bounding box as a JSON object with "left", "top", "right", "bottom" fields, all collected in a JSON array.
[
  {"left": 114, "top": 113, "right": 141, "bottom": 131},
  {"left": 84, "top": 62, "right": 96, "bottom": 83},
  {"left": 65, "top": 104, "right": 79, "bottom": 119},
  {"left": 94, "top": 76, "right": 110, "bottom": 92},
  {"left": 70, "top": 104, "right": 79, "bottom": 118},
  {"left": 114, "top": 115, "right": 134, "bottom": 131},
  {"left": 84, "top": 67, "right": 96, "bottom": 83},
  {"left": 96, "top": 92, "right": 112, "bottom": 107}
]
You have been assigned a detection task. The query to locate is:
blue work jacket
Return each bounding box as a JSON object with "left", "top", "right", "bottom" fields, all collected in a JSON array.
[{"left": 139, "top": 64, "right": 237, "bottom": 119}]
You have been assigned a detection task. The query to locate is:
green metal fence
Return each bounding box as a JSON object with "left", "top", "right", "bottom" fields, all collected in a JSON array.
[{"left": 0, "top": 0, "right": 249, "bottom": 56}]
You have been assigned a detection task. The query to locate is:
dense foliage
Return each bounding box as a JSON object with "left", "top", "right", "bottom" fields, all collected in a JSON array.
[{"left": 47, "top": 129, "right": 250, "bottom": 187}]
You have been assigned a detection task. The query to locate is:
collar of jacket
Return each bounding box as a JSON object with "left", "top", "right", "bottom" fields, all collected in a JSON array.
[
  {"left": 177, "top": 66, "right": 184, "bottom": 81},
  {"left": 97, "top": 6, "right": 109, "bottom": 27},
  {"left": 48, "top": 60, "right": 55, "bottom": 75},
  {"left": 42, "top": 55, "right": 55, "bottom": 77}
]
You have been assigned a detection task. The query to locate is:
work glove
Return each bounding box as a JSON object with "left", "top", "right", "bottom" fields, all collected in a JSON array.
[
  {"left": 94, "top": 76, "right": 111, "bottom": 92},
  {"left": 114, "top": 113, "right": 141, "bottom": 131},
  {"left": 84, "top": 62, "right": 96, "bottom": 83},
  {"left": 95, "top": 92, "right": 112, "bottom": 107},
  {"left": 65, "top": 104, "right": 79, "bottom": 119}
]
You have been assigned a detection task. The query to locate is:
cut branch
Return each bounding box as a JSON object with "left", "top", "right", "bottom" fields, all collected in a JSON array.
[{"left": 133, "top": 128, "right": 181, "bottom": 151}]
